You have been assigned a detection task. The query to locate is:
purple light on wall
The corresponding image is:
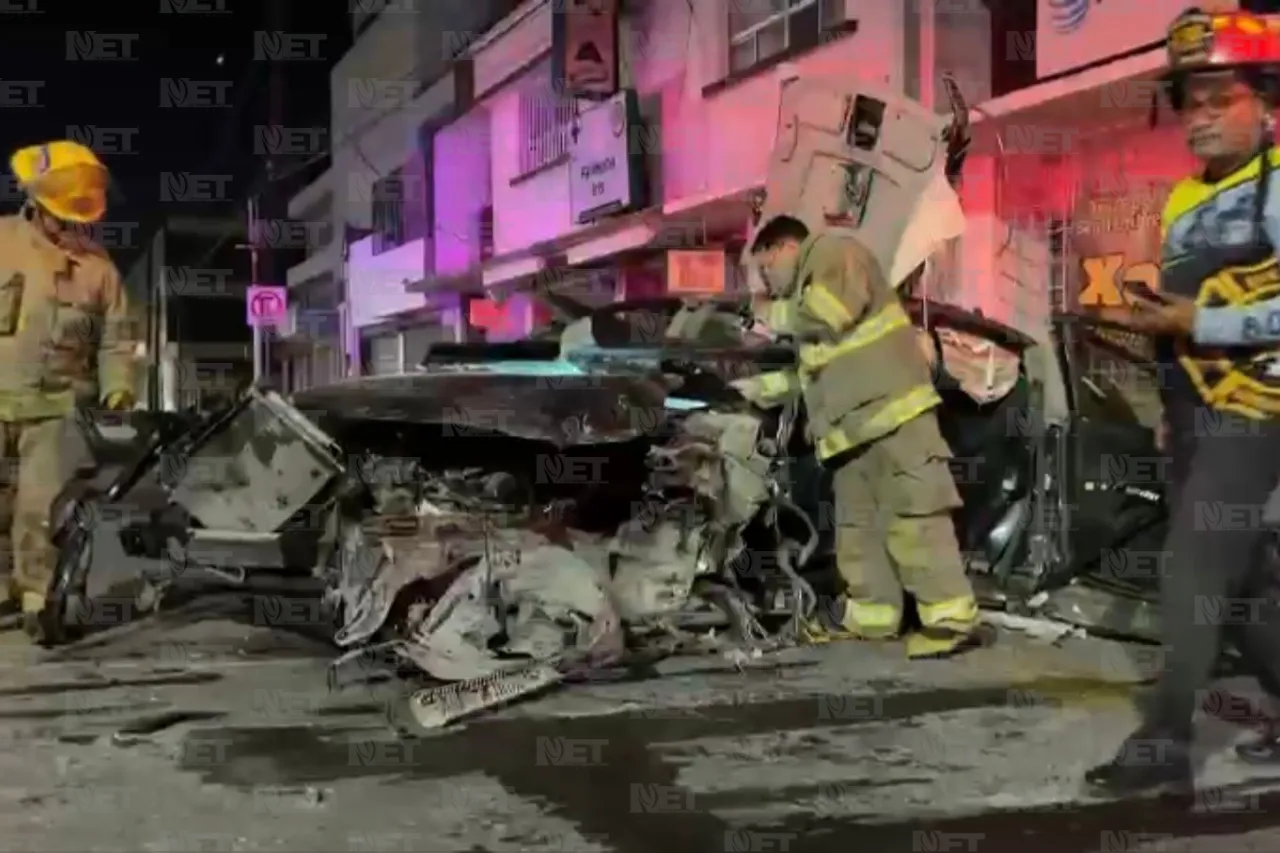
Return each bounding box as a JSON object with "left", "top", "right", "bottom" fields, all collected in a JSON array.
[
  {"left": 434, "top": 110, "right": 492, "bottom": 277},
  {"left": 346, "top": 235, "right": 429, "bottom": 329}
]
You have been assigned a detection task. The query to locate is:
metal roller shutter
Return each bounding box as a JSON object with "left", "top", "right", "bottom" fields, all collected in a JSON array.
[
  {"left": 402, "top": 323, "right": 452, "bottom": 370},
  {"left": 368, "top": 334, "right": 401, "bottom": 375}
]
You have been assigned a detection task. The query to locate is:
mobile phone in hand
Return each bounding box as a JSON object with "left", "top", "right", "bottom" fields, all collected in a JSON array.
[{"left": 1120, "top": 281, "right": 1171, "bottom": 305}]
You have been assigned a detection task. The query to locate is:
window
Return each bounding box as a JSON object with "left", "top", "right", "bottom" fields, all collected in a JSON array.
[
  {"left": 729, "top": 0, "right": 845, "bottom": 74},
  {"left": 371, "top": 169, "right": 406, "bottom": 254},
  {"left": 517, "top": 85, "right": 575, "bottom": 177}
]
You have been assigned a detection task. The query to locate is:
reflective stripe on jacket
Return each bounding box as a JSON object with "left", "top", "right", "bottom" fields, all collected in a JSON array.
[{"left": 760, "top": 233, "right": 940, "bottom": 459}]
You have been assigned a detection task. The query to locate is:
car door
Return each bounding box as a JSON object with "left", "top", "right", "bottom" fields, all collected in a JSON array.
[{"left": 1050, "top": 320, "right": 1168, "bottom": 594}]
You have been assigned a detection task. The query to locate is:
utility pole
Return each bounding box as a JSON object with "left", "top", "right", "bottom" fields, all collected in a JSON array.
[
  {"left": 249, "top": 196, "right": 262, "bottom": 381},
  {"left": 251, "top": 0, "right": 288, "bottom": 383}
]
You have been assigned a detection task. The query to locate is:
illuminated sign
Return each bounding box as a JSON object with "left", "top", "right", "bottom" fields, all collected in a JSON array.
[
  {"left": 1078, "top": 253, "right": 1159, "bottom": 306},
  {"left": 245, "top": 285, "right": 286, "bottom": 327},
  {"left": 468, "top": 298, "right": 503, "bottom": 329},
  {"left": 667, "top": 250, "right": 726, "bottom": 294}
]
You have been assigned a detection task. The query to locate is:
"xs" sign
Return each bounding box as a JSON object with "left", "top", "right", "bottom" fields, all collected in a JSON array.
[{"left": 1079, "top": 253, "right": 1159, "bottom": 306}]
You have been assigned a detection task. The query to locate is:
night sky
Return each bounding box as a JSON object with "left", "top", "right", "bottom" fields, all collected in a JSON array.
[{"left": 0, "top": 0, "right": 350, "bottom": 268}]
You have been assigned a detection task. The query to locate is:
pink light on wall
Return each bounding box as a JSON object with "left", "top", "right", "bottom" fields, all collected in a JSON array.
[
  {"left": 434, "top": 109, "right": 492, "bottom": 277},
  {"left": 346, "top": 235, "right": 429, "bottom": 329}
]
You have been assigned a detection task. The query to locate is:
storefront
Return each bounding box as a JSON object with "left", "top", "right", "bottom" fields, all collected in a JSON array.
[
  {"left": 963, "top": 49, "right": 1194, "bottom": 425},
  {"left": 358, "top": 306, "right": 464, "bottom": 375}
]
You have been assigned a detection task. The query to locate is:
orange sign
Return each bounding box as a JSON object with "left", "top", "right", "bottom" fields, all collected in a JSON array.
[{"left": 667, "top": 250, "right": 725, "bottom": 294}]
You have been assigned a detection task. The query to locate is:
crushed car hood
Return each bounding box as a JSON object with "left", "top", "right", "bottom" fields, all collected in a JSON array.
[{"left": 290, "top": 371, "right": 670, "bottom": 446}]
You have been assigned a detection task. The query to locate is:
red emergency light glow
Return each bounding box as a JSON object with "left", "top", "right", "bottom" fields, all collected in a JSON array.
[
  {"left": 1207, "top": 13, "right": 1280, "bottom": 66},
  {"left": 468, "top": 298, "right": 503, "bottom": 329}
]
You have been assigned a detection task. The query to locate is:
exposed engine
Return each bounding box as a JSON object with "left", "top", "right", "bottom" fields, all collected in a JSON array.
[{"left": 306, "top": 399, "right": 822, "bottom": 728}]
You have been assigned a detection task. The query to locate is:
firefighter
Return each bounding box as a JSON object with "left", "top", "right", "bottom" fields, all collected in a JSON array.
[
  {"left": 1082, "top": 8, "right": 1280, "bottom": 793},
  {"left": 732, "top": 76, "right": 986, "bottom": 659},
  {"left": 0, "top": 140, "right": 136, "bottom": 642}
]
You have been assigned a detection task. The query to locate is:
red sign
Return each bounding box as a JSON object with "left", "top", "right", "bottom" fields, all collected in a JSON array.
[
  {"left": 246, "top": 285, "right": 287, "bottom": 327},
  {"left": 468, "top": 298, "right": 503, "bottom": 329}
]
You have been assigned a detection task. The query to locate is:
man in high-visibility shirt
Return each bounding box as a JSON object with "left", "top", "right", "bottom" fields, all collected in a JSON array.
[
  {"left": 733, "top": 76, "right": 986, "bottom": 659},
  {"left": 0, "top": 140, "right": 137, "bottom": 642},
  {"left": 1081, "top": 7, "right": 1280, "bottom": 793}
]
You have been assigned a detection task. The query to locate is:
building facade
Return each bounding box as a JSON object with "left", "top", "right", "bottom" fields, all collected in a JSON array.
[
  {"left": 947, "top": 0, "right": 1230, "bottom": 424},
  {"left": 403, "top": 0, "right": 994, "bottom": 339},
  {"left": 123, "top": 216, "right": 253, "bottom": 410},
  {"left": 281, "top": 0, "right": 524, "bottom": 383},
  {"left": 290, "top": 0, "right": 1033, "bottom": 377}
]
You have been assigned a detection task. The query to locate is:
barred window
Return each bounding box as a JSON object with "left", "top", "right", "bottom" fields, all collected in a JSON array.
[
  {"left": 729, "top": 0, "right": 845, "bottom": 74},
  {"left": 517, "top": 87, "right": 575, "bottom": 178},
  {"left": 371, "top": 169, "right": 406, "bottom": 255}
]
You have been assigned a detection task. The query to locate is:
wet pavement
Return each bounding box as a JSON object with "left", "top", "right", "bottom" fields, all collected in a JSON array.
[{"left": 0, "top": 594, "right": 1277, "bottom": 851}]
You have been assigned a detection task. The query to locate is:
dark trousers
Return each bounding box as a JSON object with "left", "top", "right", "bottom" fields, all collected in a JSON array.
[{"left": 1146, "top": 407, "right": 1280, "bottom": 741}]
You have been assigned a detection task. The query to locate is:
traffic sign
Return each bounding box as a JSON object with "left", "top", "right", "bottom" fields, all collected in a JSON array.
[{"left": 246, "top": 285, "right": 287, "bottom": 327}]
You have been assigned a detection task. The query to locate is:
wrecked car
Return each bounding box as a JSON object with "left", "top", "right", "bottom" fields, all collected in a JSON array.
[
  {"left": 38, "top": 76, "right": 1171, "bottom": 727},
  {"left": 38, "top": 284, "right": 1168, "bottom": 725}
]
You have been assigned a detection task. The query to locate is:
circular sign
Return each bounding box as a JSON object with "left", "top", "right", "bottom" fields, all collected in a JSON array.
[
  {"left": 250, "top": 290, "right": 282, "bottom": 318},
  {"left": 246, "top": 286, "right": 287, "bottom": 326}
]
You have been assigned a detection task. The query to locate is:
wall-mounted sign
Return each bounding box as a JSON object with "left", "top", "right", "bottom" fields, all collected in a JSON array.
[
  {"left": 552, "top": 0, "right": 619, "bottom": 100},
  {"left": 1070, "top": 179, "right": 1169, "bottom": 362},
  {"left": 668, "top": 250, "right": 726, "bottom": 294},
  {"left": 246, "top": 285, "right": 287, "bottom": 328},
  {"left": 570, "top": 88, "right": 645, "bottom": 225},
  {"left": 1036, "top": 0, "right": 1196, "bottom": 79}
]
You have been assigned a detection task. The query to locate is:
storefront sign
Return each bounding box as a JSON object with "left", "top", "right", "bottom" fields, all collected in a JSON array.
[
  {"left": 1079, "top": 255, "right": 1160, "bottom": 306},
  {"left": 552, "top": 0, "right": 619, "bottom": 100},
  {"left": 1072, "top": 181, "right": 1169, "bottom": 362},
  {"left": 1036, "top": 0, "right": 1198, "bottom": 79},
  {"left": 469, "top": 297, "right": 504, "bottom": 329},
  {"left": 468, "top": 296, "right": 525, "bottom": 340},
  {"left": 570, "top": 88, "right": 643, "bottom": 225},
  {"left": 667, "top": 250, "right": 726, "bottom": 294}
]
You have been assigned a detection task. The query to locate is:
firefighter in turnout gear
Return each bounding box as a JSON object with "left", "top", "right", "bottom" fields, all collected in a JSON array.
[
  {"left": 1082, "top": 8, "right": 1280, "bottom": 795},
  {"left": 735, "top": 76, "right": 986, "bottom": 659},
  {"left": 0, "top": 140, "right": 136, "bottom": 642}
]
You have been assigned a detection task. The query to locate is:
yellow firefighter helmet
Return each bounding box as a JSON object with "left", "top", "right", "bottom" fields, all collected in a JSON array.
[{"left": 10, "top": 140, "right": 109, "bottom": 223}]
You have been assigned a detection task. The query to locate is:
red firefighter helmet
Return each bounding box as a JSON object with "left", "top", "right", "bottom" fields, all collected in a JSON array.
[{"left": 1165, "top": 8, "right": 1280, "bottom": 111}]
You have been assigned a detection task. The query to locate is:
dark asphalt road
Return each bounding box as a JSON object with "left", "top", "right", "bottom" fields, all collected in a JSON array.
[{"left": 0, "top": 593, "right": 1274, "bottom": 852}]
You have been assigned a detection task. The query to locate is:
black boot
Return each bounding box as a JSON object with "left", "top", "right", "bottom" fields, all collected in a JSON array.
[{"left": 1084, "top": 732, "right": 1194, "bottom": 797}]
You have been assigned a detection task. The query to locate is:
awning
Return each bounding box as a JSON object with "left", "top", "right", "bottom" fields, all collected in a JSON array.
[
  {"left": 418, "top": 194, "right": 754, "bottom": 297},
  {"left": 969, "top": 48, "right": 1164, "bottom": 123},
  {"left": 403, "top": 266, "right": 484, "bottom": 295},
  {"left": 483, "top": 254, "right": 546, "bottom": 289},
  {"left": 479, "top": 208, "right": 661, "bottom": 292},
  {"left": 566, "top": 220, "right": 657, "bottom": 266},
  {"left": 661, "top": 185, "right": 759, "bottom": 244},
  {"left": 269, "top": 335, "right": 315, "bottom": 359}
]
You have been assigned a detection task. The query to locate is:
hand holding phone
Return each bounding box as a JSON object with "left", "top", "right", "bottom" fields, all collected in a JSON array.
[{"left": 1120, "top": 280, "right": 1171, "bottom": 306}]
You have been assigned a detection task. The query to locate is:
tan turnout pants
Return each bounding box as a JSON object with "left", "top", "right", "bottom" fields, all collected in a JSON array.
[
  {"left": 0, "top": 418, "right": 69, "bottom": 601},
  {"left": 830, "top": 414, "right": 976, "bottom": 638}
]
